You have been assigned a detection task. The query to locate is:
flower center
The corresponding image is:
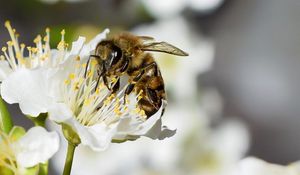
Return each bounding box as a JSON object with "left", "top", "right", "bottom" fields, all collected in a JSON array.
[{"left": 62, "top": 58, "right": 147, "bottom": 126}]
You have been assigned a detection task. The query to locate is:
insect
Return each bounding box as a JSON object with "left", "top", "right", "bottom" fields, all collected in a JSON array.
[{"left": 88, "top": 32, "right": 188, "bottom": 118}]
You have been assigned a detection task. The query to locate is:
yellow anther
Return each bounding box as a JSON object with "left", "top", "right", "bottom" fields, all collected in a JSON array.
[
  {"left": 91, "top": 59, "right": 98, "bottom": 66},
  {"left": 75, "top": 56, "right": 80, "bottom": 61},
  {"left": 73, "top": 83, "right": 80, "bottom": 90},
  {"left": 31, "top": 47, "right": 38, "bottom": 53},
  {"left": 111, "top": 77, "right": 117, "bottom": 83},
  {"left": 6, "top": 41, "right": 13, "bottom": 46},
  {"left": 2, "top": 47, "right": 7, "bottom": 52},
  {"left": 103, "top": 98, "right": 111, "bottom": 106},
  {"left": 12, "top": 29, "right": 16, "bottom": 33},
  {"left": 82, "top": 63, "right": 87, "bottom": 68},
  {"left": 20, "top": 43, "right": 25, "bottom": 48},
  {"left": 34, "top": 35, "right": 42, "bottom": 43},
  {"left": 61, "top": 29, "right": 65, "bottom": 35},
  {"left": 57, "top": 41, "right": 66, "bottom": 50},
  {"left": 0, "top": 55, "right": 5, "bottom": 60},
  {"left": 64, "top": 79, "right": 70, "bottom": 85},
  {"left": 84, "top": 98, "right": 91, "bottom": 106},
  {"left": 133, "top": 107, "right": 141, "bottom": 114},
  {"left": 43, "top": 36, "right": 49, "bottom": 42},
  {"left": 87, "top": 71, "right": 92, "bottom": 78},
  {"left": 45, "top": 27, "right": 50, "bottom": 33},
  {"left": 95, "top": 88, "right": 100, "bottom": 94},
  {"left": 4, "top": 20, "right": 11, "bottom": 28},
  {"left": 27, "top": 46, "right": 32, "bottom": 51},
  {"left": 139, "top": 109, "right": 146, "bottom": 117},
  {"left": 138, "top": 95, "right": 143, "bottom": 101},
  {"left": 16, "top": 53, "right": 21, "bottom": 59},
  {"left": 69, "top": 73, "right": 75, "bottom": 80}
]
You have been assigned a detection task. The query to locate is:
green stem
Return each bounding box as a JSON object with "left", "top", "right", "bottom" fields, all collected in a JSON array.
[
  {"left": 0, "top": 95, "right": 13, "bottom": 134},
  {"left": 63, "top": 142, "right": 77, "bottom": 175},
  {"left": 38, "top": 162, "right": 48, "bottom": 175},
  {"left": 27, "top": 113, "right": 47, "bottom": 127}
]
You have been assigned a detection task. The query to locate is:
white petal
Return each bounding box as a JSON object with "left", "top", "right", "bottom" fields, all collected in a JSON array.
[
  {"left": 72, "top": 120, "right": 116, "bottom": 151},
  {"left": 131, "top": 100, "right": 168, "bottom": 135},
  {"left": 115, "top": 100, "right": 175, "bottom": 140},
  {"left": 145, "top": 119, "right": 176, "bottom": 140},
  {"left": 48, "top": 103, "right": 74, "bottom": 122},
  {"left": 69, "top": 36, "right": 86, "bottom": 56},
  {"left": 15, "top": 126, "right": 60, "bottom": 168},
  {"left": 1, "top": 68, "right": 53, "bottom": 116},
  {"left": 233, "top": 157, "right": 293, "bottom": 175},
  {"left": 0, "top": 61, "right": 13, "bottom": 81},
  {"left": 80, "top": 29, "right": 110, "bottom": 58}
]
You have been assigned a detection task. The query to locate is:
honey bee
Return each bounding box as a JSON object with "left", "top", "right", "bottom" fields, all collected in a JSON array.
[{"left": 88, "top": 33, "right": 188, "bottom": 118}]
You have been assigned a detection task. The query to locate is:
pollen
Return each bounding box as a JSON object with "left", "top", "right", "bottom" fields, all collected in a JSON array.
[{"left": 69, "top": 73, "right": 76, "bottom": 80}]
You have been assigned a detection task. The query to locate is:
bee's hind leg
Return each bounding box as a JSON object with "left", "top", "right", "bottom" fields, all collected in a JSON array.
[
  {"left": 123, "top": 83, "right": 135, "bottom": 104},
  {"left": 111, "top": 78, "right": 120, "bottom": 94}
]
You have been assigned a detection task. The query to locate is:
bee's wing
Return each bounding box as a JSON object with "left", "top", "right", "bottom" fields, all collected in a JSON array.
[{"left": 141, "top": 42, "right": 189, "bottom": 56}]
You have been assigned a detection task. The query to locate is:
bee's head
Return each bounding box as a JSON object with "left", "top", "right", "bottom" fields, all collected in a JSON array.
[{"left": 95, "top": 40, "right": 123, "bottom": 72}]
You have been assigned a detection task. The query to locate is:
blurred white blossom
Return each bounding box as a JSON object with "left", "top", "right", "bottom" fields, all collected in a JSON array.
[
  {"left": 231, "top": 157, "right": 300, "bottom": 175},
  {"left": 0, "top": 126, "right": 59, "bottom": 174},
  {"left": 140, "top": 0, "right": 224, "bottom": 18}
]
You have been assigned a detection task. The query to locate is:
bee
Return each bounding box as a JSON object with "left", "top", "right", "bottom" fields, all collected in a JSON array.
[{"left": 88, "top": 33, "right": 188, "bottom": 118}]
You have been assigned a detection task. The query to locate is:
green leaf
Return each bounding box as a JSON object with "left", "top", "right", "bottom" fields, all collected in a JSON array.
[{"left": 0, "top": 96, "right": 13, "bottom": 134}]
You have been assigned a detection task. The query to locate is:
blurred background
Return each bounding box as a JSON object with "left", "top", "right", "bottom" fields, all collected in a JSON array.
[{"left": 1, "top": 0, "right": 300, "bottom": 174}]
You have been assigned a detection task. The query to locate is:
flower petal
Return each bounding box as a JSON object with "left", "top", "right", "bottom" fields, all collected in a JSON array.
[
  {"left": 72, "top": 119, "right": 116, "bottom": 151},
  {"left": 1, "top": 68, "right": 53, "bottom": 116},
  {"left": 0, "top": 61, "right": 12, "bottom": 82},
  {"left": 15, "top": 126, "right": 59, "bottom": 168},
  {"left": 69, "top": 36, "right": 86, "bottom": 56},
  {"left": 80, "top": 29, "right": 110, "bottom": 58},
  {"left": 114, "top": 100, "right": 175, "bottom": 141},
  {"left": 48, "top": 103, "right": 74, "bottom": 122}
]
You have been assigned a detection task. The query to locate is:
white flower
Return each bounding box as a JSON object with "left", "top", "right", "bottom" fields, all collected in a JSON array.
[
  {"left": 0, "top": 21, "right": 53, "bottom": 82},
  {"left": 1, "top": 29, "right": 174, "bottom": 151},
  {"left": 0, "top": 126, "right": 59, "bottom": 174},
  {"left": 231, "top": 157, "right": 300, "bottom": 175},
  {"left": 140, "top": 0, "right": 224, "bottom": 19}
]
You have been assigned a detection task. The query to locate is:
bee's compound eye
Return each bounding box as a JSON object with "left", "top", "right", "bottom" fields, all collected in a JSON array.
[{"left": 109, "top": 45, "right": 122, "bottom": 66}]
